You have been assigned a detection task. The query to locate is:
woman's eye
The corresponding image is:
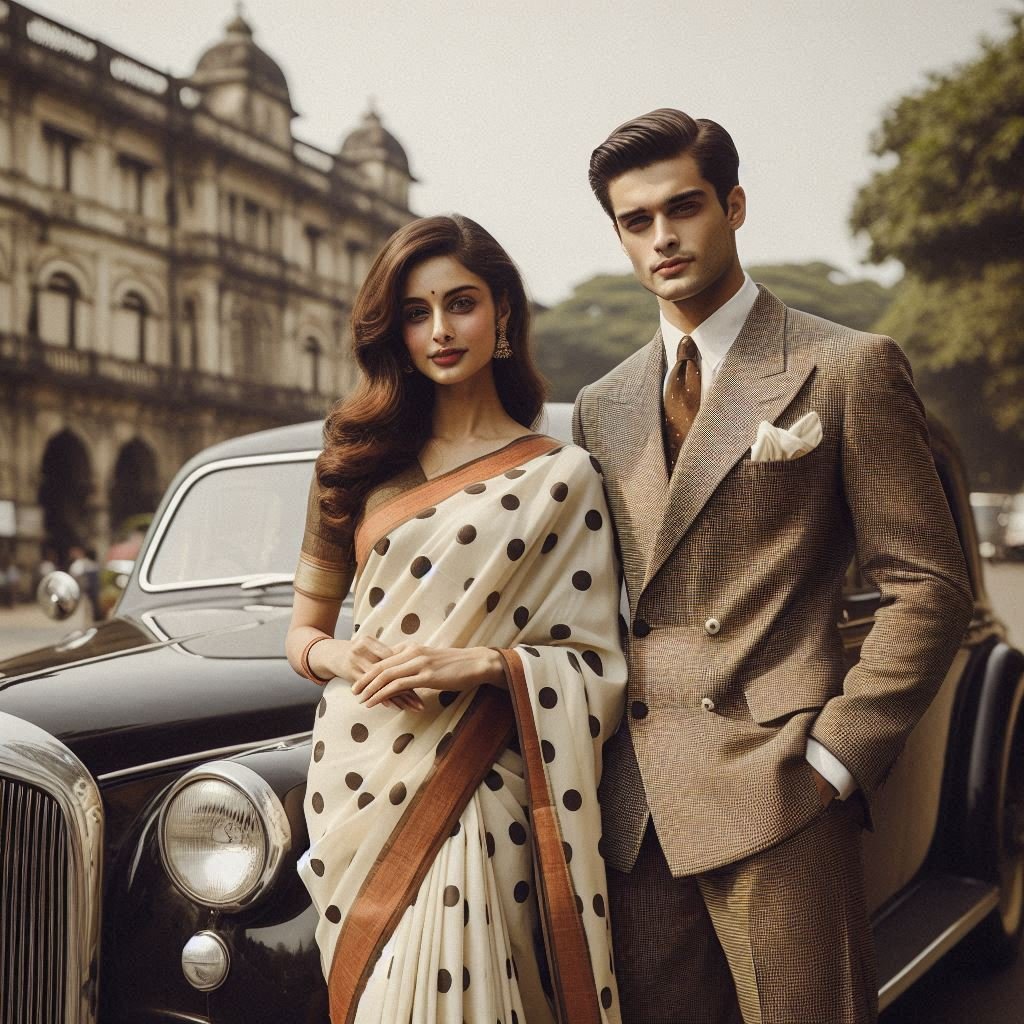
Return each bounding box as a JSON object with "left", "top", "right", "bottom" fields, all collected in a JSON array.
[
  {"left": 450, "top": 296, "right": 475, "bottom": 312},
  {"left": 404, "top": 307, "right": 429, "bottom": 322}
]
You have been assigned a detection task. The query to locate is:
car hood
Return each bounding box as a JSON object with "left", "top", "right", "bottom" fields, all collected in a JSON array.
[{"left": 0, "top": 604, "right": 320, "bottom": 778}]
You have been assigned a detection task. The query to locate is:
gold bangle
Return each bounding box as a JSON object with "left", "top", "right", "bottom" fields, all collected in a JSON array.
[{"left": 300, "top": 634, "right": 332, "bottom": 685}]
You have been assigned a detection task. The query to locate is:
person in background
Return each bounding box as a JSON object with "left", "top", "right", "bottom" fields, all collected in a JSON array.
[{"left": 69, "top": 544, "right": 101, "bottom": 621}]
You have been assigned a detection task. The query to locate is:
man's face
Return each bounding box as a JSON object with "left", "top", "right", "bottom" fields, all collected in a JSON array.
[{"left": 607, "top": 152, "right": 745, "bottom": 318}]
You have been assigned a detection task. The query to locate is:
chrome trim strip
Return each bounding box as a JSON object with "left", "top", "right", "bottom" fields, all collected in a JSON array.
[
  {"left": 0, "top": 711, "right": 104, "bottom": 1024},
  {"left": 96, "top": 730, "right": 312, "bottom": 783},
  {"left": 158, "top": 760, "right": 293, "bottom": 912},
  {"left": 138, "top": 450, "right": 319, "bottom": 594},
  {"left": 135, "top": 609, "right": 279, "bottom": 663},
  {"left": 877, "top": 888, "right": 999, "bottom": 1010}
]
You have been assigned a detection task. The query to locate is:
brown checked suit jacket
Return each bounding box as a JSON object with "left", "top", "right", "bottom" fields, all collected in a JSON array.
[{"left": 573, "top": 286, "right": 973, "bottom": 877}]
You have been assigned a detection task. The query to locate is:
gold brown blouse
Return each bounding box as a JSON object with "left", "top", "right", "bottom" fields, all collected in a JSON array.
[{"left": 294, "top": 464, "right": 425, "bottom": 602}]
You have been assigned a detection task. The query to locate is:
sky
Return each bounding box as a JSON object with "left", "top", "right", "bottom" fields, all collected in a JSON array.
[{"left": 35, "top": 0, "right": 1017, "bottom": 306}]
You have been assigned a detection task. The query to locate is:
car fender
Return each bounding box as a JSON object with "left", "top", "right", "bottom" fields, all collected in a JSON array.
[{"left": 963, "top": 641, "right": 1024, "bottom": 880}]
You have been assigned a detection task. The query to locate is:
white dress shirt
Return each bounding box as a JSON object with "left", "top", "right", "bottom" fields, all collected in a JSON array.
[
  {"left": 660, "top": 273, "right": 759, "bottom": 400},
  {"left": 658, "top": 274, "right": 857, "bottom": 801}
]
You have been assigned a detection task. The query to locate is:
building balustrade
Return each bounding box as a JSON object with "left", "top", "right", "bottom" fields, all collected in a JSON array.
[{"left": 0, "top": 332, "right": 328, "bottom": 418}]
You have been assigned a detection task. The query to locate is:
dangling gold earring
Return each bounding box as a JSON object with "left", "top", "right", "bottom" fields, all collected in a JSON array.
[{"left": 493, "top": 320, "right": 512, "bottom": 359}]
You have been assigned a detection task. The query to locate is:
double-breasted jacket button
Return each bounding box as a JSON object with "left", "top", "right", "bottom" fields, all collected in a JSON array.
[
  {"left": 633, "top": 618, "right": 651, "bottom": 638},
  {"left": 631, "top": 700, "right": 649, "bottom": 720},
  {"left": 700, "top": 696, "right": 715, "bottom": 712},
  {"left": 704, "top": 617, "right": 721, "bottom": 636}
]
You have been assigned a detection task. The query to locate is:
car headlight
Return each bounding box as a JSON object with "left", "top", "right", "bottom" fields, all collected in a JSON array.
[{"left": 159, "top": 761, "right": 291, "bottom": 910}]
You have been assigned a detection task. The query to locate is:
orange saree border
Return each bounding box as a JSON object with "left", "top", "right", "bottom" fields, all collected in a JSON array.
[
  {"left": 499, "top": 648, "right": 602, "bottom": 1024},
  {"left": 327, "top": 686, "right": 515, "bottom": 1024},
  {"left": 353, "top": 434, "right": 563, "bottom": 570}
]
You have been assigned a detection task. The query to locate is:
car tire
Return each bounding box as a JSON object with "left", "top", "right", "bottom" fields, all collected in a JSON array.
[{"left": 964, "top": 652, "right": 1024, "bottom": 968}]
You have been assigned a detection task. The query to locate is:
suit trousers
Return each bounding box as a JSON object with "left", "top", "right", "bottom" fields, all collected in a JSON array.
[{"left": 607, "top": 800, "right": 878, "bottom": 1024}]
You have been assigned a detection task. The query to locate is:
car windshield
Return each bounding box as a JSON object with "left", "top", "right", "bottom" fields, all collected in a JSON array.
[{"left": 145, "top": 458, "right": 314, "bottom": 589}]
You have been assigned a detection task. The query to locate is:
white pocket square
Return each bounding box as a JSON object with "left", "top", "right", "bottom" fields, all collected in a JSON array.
[{"left": 750, "top": 411, "right": 822, "bottom": 462}]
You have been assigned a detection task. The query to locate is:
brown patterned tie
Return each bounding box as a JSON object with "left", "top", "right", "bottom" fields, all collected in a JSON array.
[{"left": 664, "top": 335, "right": 701, "bottom": 467}]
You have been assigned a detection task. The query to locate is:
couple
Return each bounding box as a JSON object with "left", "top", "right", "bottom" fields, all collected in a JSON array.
[{"left": 286, "top": 108, "right": 972, "bottom": 1024}]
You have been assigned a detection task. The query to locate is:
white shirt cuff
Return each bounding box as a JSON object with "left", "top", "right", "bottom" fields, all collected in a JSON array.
[{"left": 805, "top": 739, "right": 858, "bottom": 800}]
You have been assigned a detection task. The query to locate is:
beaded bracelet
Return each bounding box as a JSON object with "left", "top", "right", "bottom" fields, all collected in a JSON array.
[{"left": 300, "top": 634, "right": 332, "bottom": 685}]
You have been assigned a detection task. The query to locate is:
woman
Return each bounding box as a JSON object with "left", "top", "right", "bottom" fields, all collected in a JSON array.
[{"left": 286, "top": 214, "right": 626, "bottom": 1024}]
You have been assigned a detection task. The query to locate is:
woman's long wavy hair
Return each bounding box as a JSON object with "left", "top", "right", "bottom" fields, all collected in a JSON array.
[{"left": 316, "top": 214, "right": 547, "bottom": 540}]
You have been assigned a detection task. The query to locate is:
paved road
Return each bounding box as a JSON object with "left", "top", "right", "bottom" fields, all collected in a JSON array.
[{"left": 3, "top": 564, "right": 1024, "bottom": 1019}]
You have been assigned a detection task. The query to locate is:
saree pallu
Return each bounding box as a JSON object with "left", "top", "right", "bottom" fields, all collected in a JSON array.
[{"left": 298, "top": 437, "right": 627, "bottom": 1024}]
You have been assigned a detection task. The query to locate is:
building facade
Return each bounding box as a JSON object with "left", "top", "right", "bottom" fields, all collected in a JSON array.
[{"left": 0, "top": 1, "right": 415, "bottom": 580}]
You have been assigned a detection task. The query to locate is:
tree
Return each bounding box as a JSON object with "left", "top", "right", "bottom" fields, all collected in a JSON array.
[
  {"left": 533, "top": 262, "right": 893, "bottom": 402},
  {"left": 851, "top": 11, "right": 1024, "bottom": 484}
]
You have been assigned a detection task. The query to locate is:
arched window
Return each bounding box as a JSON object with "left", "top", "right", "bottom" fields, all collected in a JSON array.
[
  {"left": 122, "top": 291, "right": 148, "bottom": 362},
  {"left": 304, "top": 337, "right": 323, "bottom": 393},
  {"left": 40, "top": 272, "right": 79, "bottom": 348}
]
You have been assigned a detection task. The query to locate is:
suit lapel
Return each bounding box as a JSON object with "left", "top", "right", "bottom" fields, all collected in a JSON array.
[
  {"left": 597, "top": 333, "right": 668, "bottom": 603},
  {"left": 645, "top": 288, "right": 816, "bottom": 590}
]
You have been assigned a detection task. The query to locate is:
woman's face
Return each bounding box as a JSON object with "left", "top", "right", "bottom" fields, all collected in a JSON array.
[{"left": 401, "top": 255, "right": 508, "bottom": 387}]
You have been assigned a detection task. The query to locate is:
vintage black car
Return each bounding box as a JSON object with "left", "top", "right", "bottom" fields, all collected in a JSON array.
[{"left": 0, "top": 405, "right": 1021, "bottom": 1023}]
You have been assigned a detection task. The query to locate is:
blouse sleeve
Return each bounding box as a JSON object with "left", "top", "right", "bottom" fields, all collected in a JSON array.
[{"left": 294, "top": 473, "right": 356, "bottom": 602}]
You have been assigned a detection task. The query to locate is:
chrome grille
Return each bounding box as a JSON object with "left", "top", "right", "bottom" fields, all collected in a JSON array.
[
  {"left": 0, "top": 713, "right": 103, "bottom": 1024},
  {"left": 1, "top": 776, "right": 70, "bottom": 1024}
]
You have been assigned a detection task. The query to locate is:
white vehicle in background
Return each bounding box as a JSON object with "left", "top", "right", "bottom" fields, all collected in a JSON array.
[
  {"left": 1003, "top": 494, "right": 1024, "bottom": 560},
  {"left": 970, "top": 492, "right": 1012, "bottom": 561}
]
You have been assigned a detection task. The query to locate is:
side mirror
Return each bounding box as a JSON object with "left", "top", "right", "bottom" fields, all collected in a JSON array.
[{"left": 37, "top": 571, "right": 81, "bottom": 621}]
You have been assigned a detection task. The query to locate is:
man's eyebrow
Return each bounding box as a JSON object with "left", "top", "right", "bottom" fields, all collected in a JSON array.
[
  {"left": 402, "top": 284, "right": 481, "bottom": 304},
  {"left": 614, "top": 188, "right": 705, "bottom": 224}
]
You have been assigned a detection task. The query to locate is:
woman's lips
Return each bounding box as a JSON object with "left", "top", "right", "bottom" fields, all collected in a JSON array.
[{"left": 430, "top": 349, "right": 466, "bottom": 367}]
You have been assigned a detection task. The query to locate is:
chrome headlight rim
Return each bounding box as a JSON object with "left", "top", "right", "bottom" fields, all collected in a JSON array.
[{"left": 158, "top": 759, "right": 291, "bottom": 912}]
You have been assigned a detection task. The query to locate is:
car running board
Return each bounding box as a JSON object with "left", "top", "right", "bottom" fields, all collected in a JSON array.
[{"left": 874, "top": 872, "right": 1000, "bottom": 1010}]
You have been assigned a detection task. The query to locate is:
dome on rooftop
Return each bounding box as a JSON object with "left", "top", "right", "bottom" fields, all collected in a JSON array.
[
  {"left": 192, "top": 11, "right": 294, "bottom": 111},
  {"left": 340, "top": 106, "right": 412, "bottom": 177}
]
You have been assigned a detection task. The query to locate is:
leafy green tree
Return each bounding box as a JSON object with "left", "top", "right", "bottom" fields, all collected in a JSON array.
[
  {"left": 533, "top": 262, "right": 893, "bottom": 402},
  {"left": 747, "top": 263, "right": 892, "bottom": 332},
  {"left": 851, "top": 11, "right": 1024, "bottom": 484}
]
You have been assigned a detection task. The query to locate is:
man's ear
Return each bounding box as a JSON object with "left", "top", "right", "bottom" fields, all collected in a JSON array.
[{"left": 727, "top": 185, "right": 746, "bottom": 230}]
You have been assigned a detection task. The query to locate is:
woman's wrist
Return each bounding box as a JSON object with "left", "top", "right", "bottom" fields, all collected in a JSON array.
[
  {"left": 475, "top": 647, "right": 508, "bottom": 690},
  {"left": 300, "top": 632, "right": 333, "bottom": 684}
]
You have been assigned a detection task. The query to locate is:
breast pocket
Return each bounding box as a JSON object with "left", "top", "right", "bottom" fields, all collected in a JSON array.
[
  {"left": 737, "top": 445, "right": 824, "bottom": 477},
  {"left": 715, "top": 446, "right": 833, "bottom": 539}
]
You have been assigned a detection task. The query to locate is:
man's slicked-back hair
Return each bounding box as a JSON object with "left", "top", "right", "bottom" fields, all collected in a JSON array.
[{"left": 589, "top": 108, "right": 740, "bottom": 221}]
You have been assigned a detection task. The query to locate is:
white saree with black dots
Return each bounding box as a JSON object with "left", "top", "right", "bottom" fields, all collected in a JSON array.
[{"left": 296, "top": 436, "right": 626, "bottom": 1024}]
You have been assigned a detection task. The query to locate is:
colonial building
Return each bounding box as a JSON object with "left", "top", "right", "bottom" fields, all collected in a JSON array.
[{"left": 0, "top": 1, "right": 415, "bottom": 576}]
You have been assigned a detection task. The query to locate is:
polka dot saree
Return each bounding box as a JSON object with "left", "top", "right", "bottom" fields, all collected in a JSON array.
[{"left": 298, "top": 437, "right": 627, "bottom": 1024}]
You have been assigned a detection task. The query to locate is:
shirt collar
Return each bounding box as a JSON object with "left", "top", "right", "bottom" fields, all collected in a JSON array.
[{"left": 660, "top": 273, "right": 759, "bottom": 374}]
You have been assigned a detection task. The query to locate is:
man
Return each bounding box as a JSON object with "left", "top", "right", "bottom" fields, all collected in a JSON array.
[{"left": 573, "top": 108, "right": 973, "bottom": 1024}]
